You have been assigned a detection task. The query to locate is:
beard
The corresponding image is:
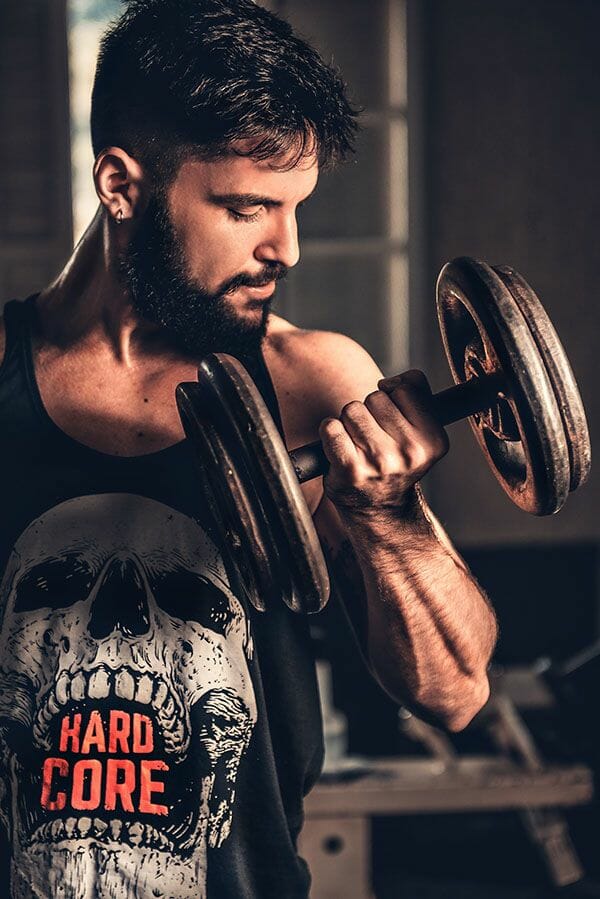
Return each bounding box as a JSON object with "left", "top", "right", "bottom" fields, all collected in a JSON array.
[{"left": 117, "top": 196, "right": 288, "bottom": 360}]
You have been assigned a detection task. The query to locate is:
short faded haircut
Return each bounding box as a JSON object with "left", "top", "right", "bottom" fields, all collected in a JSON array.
[{"left": 91, "top": 0, "right": 359, "bottom": 184}]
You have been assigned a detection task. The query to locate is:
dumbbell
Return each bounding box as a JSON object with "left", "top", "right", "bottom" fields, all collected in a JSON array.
[{"left": 176, "top": 257, "right": 591, "bottom": 615}]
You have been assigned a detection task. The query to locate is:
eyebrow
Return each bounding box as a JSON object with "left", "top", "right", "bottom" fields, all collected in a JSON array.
[
  {"left": 208, "top": 186, "right": 317, "bottom": 208},
  {"left": 209, "top": 192, "right": 282, "bottom": 208}
]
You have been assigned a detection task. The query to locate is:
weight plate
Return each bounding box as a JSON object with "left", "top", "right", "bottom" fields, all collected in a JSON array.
[
  {"left": 436, "top": 258, "right": 571, "bottom": 515},
  {"left": 492, "top": 265, "right": 591, "bottom": 493},
  {"left": 177, "top": 354, "right": 330, "bottom": 614},
  {"left": 177, "top": 381, "right": 271, "bottom": 613}
]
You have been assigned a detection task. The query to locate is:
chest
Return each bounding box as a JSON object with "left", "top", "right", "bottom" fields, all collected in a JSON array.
[
  {"left": 33, "top": 347, "right": 324, "bottom": 511},
  {"left": 35, "top": 349, "right": 191, "bottom": 456}
]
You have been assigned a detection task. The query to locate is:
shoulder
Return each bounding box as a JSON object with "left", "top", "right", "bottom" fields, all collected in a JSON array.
[
  {"left": 265, "top": 314, "right": 383, "bottom": 410},
  {"left": 264, "top": 314, "right": 384, "bottom": 444}
]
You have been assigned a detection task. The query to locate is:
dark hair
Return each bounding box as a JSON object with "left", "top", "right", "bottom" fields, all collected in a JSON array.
[{"left": 91, "top": 0, "right": 358, "bottom": 184}]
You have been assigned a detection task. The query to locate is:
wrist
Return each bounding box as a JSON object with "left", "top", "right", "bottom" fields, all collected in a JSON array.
[
  {"left": 329, "top": 484, "right": 435, "bottom": 543},
  {"left": 326, "top": 479, "right": 420, "bottom": 518}
]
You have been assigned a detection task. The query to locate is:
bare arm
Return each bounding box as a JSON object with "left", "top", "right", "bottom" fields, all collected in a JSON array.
[
  {"left": 274, "top": 332, "right": 498, "bottom": 732},
  {"left": 314, "top": 486, "right": 496, "bottom": 732}
]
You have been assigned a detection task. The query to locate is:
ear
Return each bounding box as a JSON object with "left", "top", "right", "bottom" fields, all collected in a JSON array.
[{"left": 93, "top": 147, "right": 149, "bottom": 225}]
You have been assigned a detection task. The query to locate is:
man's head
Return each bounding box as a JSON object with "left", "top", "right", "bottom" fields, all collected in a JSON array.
[{"left": 90, "top": 0, "right": 358, "bottom": 357}]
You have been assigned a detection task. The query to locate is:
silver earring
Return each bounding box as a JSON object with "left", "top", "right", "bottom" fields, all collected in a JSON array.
[{"left": 115, "top": 209, "right": 124, "bottom": 225}]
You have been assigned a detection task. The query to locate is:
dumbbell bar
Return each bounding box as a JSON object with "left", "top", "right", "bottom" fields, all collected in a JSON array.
[
  {"left": 288, "top": 373, "right": 507, "bottom": 484},
  {"left": 176, "top": 258, "right": 591, "bottom": 616}
]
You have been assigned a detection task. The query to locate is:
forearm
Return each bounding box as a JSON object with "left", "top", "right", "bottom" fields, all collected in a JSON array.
[
  {"left": 337, "top": 491, "right": 497, "bottom": 730},
  {"left": 316, "top": 369, "right": 498, "bottom": 729}
]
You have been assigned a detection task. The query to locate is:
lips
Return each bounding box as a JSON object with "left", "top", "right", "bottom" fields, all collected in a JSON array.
[{"left": 244, "top": 282, "right": 276, "bottom": 299}]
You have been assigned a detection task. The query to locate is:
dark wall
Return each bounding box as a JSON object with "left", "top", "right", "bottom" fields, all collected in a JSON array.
[
  {"left": 0, "top": 0, "right": 72, "bottom": 301},
  {"left": 412, "top": 0, "right": 600, "bottom": 546}
]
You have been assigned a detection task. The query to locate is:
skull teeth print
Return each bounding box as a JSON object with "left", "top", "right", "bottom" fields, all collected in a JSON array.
[
  {"left": 0, "top": 494, "right": 259, "bottom": 899},
  {"left": 33, "top": 666, "right": 189, "bottom": 756},
  {"left": 30, "top": 817, "right": 174, "bottom": 851}
]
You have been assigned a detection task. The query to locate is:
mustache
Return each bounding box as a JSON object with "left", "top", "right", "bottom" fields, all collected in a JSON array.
[{"left": 221, "top": 264, "right": 288, "bottom": 295}]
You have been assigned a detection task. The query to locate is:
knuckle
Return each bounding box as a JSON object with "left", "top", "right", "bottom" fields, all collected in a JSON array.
[
  {"left": 396, "top": 446, "right": 413, "bottom": 471},
  {"left": 340, "top": 400, "right": 366, "bottom": 422},
  {"left": 319, "top": 417, "right": 339, "bottom": 435},
  {"left": 364, "top": 390, "right": 385, "bottom": 409},
  {"left": 412, "top": 444, "right": 431, "bottom": 469},
  {"left": 412, "top": 432, "right": 448, "bottom": 468},
  {"left": 379, "top": 450, "right": 402, "bottom": 474},
  {"left": 424, "top": 428, "right": 449, "bottom": 461},
  {"left": 319, "top": 418, "right": 345, "bottom": 444},
  {"left": 350, "top": 464, "right": 370, "bottom": 484},
  {"left": 391, "top": 370, "right": 433, "bottom": 401},
  {"left": 369, "top": 448, "right": 393, "bottom": 473}
]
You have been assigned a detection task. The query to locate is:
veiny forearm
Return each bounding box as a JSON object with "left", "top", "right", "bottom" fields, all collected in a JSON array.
[{"left": 336, "top": 497, "right": 497, "bottom": 730}]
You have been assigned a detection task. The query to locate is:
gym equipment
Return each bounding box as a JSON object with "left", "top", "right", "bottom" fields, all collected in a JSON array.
[
  {"left": 299, "top": 665, "right": 594, "bottom": 899},
  {"left": 437, "top": 261, "right": 590, "bottom": 514},
  {"left": 542, "top": 641, "right": 600, "bottom": 761},
  {"left": 176, "top": 257, "right": 591, "bottom": 614}
]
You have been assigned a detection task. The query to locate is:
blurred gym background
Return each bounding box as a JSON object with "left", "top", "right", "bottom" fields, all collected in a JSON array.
[{"left": 1, "top": 1, "right": 599, "bottom": 896}]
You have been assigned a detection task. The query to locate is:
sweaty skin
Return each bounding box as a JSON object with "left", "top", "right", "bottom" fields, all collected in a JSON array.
[{"left": 0, "top": 145, "right": 497, "bottom": 732}]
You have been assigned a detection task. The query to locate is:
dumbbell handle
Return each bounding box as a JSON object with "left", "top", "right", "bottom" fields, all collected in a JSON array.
[{"left": 289, "top": 371, "right": 506, "bottom": 483}]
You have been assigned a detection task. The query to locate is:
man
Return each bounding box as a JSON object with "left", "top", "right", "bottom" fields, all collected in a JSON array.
[{"left": 0, "top": 1, "right": 497, "bottom": 896}]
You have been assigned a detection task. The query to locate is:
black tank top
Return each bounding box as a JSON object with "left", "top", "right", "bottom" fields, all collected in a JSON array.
[{"left": 0, "top": 297, "right": 323, "bottom": 899}]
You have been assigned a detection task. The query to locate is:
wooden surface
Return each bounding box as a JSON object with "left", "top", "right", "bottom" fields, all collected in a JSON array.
[{"left": 304, "top": 756, "right": 593, "bottom": 817}]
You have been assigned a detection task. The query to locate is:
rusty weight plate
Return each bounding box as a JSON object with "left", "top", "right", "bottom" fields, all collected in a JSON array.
[
  {"left": 491, "top": 265, "right": 591, "bottom": 493},
  {"left": 177, "top": 354, "right": 330, "bottom": 615},
  {"left": 436, "top": 257, "right": 572, "bottom": 515}
]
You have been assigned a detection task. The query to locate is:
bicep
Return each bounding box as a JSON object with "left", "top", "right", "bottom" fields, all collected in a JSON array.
[{"left": 282, "top": 330, "right": 389, "bottom": 657}]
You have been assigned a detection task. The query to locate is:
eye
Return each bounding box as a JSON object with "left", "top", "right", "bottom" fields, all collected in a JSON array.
[
  {"left": 152, "top": 570, "right": 234, "bottom": 636},
  {"left": 227, "top": 207, "right": 263, "bottom": 223},
  {"left": 14, "top": 557, "right": 94, "bottom": 613}
]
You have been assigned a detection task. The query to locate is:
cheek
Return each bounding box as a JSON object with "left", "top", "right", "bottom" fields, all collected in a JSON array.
[{"left": 178, "top": 212, "right": 255, "bottom": 287}]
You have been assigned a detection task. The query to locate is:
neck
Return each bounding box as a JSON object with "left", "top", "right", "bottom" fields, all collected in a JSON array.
[{"left": 36, "top": 207, "right": 167, "bottom": 367}]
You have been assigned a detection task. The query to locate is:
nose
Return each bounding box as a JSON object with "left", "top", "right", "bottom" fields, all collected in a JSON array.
[
  {"left": 255, "top": 213, "right": 300, "bottom": 269},
  {"left": 88, "top": 556, "right": 151, "bottom": 640}
]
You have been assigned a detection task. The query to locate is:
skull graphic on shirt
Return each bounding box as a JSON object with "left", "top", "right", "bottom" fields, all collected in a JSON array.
[{"left": 0, "top": 494, "right": 257, "bottom": 899}]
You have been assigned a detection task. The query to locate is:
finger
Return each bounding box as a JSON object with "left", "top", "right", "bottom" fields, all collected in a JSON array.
[
  {"left": 363, "top": 388, "right": 448, "bottom": 473},
  {"left": 336, "top": 400, "right": 413, "bottom": 477},
  {"left": 318, "top": 416, "right": 360, "bottom": 470},
  {"left": 377, "top": 372, "right": 449, "bottom": 463},
  {"left": 363, "top": 389, "right": 415, "bottom": 445},
  {"left": 379, "top": 369, "right": 433, "bottom": 398},
  {"left": 377, "top": 370, "right": 441, "bottom": 433},
  {"left": 337, "top": 400, "right": 399, "bottom": 459}
]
